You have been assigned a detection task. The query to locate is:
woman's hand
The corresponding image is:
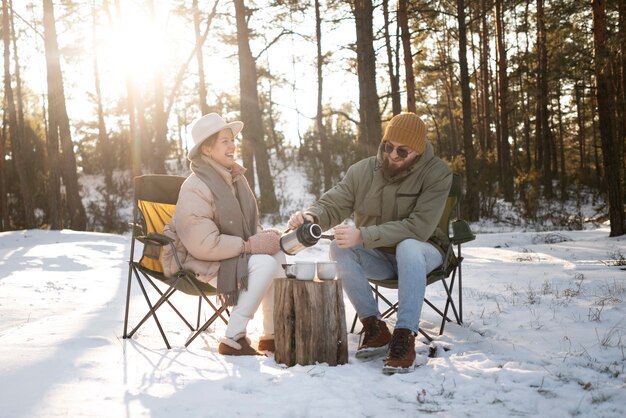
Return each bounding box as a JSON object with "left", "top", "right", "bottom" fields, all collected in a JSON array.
[
  {"left": 333, "top": 224, "right": 363, "bottom": 249},
  {"left": 243, "top": 230, "right": 281, "bottom": 254},
  {"left": 287, "top": 211, "right": 314, "bottom": 230}
]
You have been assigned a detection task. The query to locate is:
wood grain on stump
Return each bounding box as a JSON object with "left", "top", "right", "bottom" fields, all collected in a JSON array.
[{"left": 274, "top": 278, "right": 348, "bottom": 367}]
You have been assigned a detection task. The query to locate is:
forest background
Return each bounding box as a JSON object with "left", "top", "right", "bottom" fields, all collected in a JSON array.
[{"left": 1, "top": 0, "right": 625, "bottom": 237}]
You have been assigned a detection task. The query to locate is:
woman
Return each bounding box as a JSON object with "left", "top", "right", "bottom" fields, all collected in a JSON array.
[{"left": 161, "top": 113, "right": 285, "bottom": 356}]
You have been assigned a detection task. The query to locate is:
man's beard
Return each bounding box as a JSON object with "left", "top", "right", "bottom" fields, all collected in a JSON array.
[{"left": 382, "top": 155, "right": 415, "bottom": 176}]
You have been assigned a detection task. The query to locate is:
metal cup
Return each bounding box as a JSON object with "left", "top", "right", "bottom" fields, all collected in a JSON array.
[{"left": 316, "top": 261, "right": 337, "bottom": 280}]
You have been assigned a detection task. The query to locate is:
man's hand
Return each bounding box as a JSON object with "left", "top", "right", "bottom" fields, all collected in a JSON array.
[
  {"left": 287, "top": 211, "right": 314, "bottom": 230},
  {"left": 333, "top": 224, "right": 363, "bottom": 248}
]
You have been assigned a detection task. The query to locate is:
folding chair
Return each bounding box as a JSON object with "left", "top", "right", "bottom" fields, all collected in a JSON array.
[
  {"left": 349, "top": 172, "right": 475, "bottom": 342},
  {"left": 123, "top": 174, "right": 228, "bottom": 349}
]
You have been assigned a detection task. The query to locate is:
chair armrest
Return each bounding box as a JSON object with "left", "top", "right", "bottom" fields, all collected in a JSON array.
[
  {"left": 129, "top": 222, "right": 143, "bottom": 237},
  {"left": 142, "top": 232, "right": 174, "bottom": 246},
  {"left": 136, "top": 232, "right": 172, "bottom": 247},
  {"left": 450, "top": 220, "right": 475, "bottom": 244}
]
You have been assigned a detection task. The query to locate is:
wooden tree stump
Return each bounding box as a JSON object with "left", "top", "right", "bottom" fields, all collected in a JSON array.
[{"left": 274, "top": 278, "right": 348, "bottom": 367}]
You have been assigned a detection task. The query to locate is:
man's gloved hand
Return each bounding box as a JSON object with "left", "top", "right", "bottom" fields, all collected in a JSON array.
[{"left": 243, "top": 229, "right": 282, "bottom": 254}]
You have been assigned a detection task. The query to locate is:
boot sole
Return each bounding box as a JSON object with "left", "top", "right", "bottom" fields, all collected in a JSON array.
[
  {"left": 382, "top": 363, "right": 415, "bottom": 375},
  {"left": 355, "top": 345, "right": 389, "bottom": 359},
  {"left": 218, "top": 344, "right": 264, "bottom": 356}
]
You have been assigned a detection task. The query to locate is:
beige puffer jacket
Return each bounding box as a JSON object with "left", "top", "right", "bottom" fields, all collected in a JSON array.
[{"left": 160, "top": 159, "right": 248, "bottom": 284}]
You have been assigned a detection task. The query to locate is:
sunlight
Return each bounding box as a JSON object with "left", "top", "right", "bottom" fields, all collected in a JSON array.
[{"left": 102, "top": 13, "right": 165, "bottom": 88}]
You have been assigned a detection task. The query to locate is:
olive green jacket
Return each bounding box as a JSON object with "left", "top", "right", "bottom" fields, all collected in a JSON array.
[{"left": 305, "top": 141, "right": 452, "bottom": 253}]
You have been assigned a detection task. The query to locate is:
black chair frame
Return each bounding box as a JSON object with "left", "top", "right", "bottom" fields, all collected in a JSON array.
[{"left": 122, "top": 175, "right": 228, "bottom": 349}]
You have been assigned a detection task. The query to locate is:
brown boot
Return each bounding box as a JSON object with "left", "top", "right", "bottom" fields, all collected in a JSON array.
[
  {"left": 382, "top": 328, "right": 416, "bottom": 375},
  {"left": 257, "top": 338, "right": 275, "bottom": 352},
  {"left": 355, "top": 316, "right": 392, "bottom": 359},
  {"left": 218, "top": 336, "right": 264, "bottom": 356}
]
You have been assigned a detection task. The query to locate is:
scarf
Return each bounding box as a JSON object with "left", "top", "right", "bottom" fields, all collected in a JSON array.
[{"left": 190, "top": 156, "right": 258, "bottom": 306}]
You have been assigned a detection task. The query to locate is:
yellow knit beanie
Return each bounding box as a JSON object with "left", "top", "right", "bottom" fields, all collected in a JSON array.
[{"left": 381, "top": 112, "right": 427, "bottom": 154}]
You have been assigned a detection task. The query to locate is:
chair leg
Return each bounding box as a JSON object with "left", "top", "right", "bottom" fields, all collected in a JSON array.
[
  {"left": 458, "top": 260, "right": 463, "bottom": 323},
  {"left": 350, "top": 312, "right": 359, "bottom": 334},
  {"left": 370, "top": 284, "right": 398, "bottom": 317},
  {"left": 197, "top": 296, "right": 202, "bottom": 330},
  {"left": 143, "top": 274, "right": 195, "bottom": 331},
  {"left": 126, "top": 267, "right": 175, "bottom": 349},
  {"left": 418, "top": 327, "right": 434, "bottom": 343},
  {"left": 381, "top": 302, "right": 399, "bottom": 319},
  {"left": 439, "top": 269, "right": 464, "bottom": 335},
  {"left": 185, "top": 305, "right": 228, "bottom": 347},
  {"left": 184, "top": 276, "right": 229, "bottom": 325},
  {"left": 423, "top": 298, "right": 452, "bottom": 323},
  {"left": 123, "top": 264, "right": 134, "bottom": 339}
]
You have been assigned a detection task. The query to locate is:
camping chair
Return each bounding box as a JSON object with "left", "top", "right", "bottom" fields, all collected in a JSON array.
[
  {"left": 123, "top": 174, "right": 228, "bottom": 349},
  {"left": 349, "top": 172, "right": 475, "bottom": 342}
]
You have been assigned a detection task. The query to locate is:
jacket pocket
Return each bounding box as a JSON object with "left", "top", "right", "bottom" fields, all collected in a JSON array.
[{"left": 396, "top": 193, "right": 418, "bottom": 218}]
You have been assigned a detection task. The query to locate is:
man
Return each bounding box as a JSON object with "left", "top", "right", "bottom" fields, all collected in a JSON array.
[{"left": 288, "top": 112, "right": 452, "bottom": 375}]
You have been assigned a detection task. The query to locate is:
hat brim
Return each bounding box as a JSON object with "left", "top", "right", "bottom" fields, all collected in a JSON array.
[{"left": 187, "top": 121, "right": 244, "bottom": 160}]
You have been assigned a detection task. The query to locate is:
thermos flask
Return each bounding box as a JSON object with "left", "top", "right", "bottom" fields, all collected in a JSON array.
[{"left": 280, "top": 222, "right": 323, "bottom": 255}]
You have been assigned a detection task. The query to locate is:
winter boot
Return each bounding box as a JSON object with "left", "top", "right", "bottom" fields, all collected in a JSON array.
[
  {"left": 355, "top": 316, "right": 392, "bottom": 359},
  {"left": 257, "top": 338, "right": 275, "bottom": 352},
  {"left": 382, "top": 328, "right": 416, "bottom": 375},
  {"left": 218, "top": 336, "right": 264, "bottom": 356}
]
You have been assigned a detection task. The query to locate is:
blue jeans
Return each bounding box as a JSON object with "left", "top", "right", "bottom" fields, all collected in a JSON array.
[{"left": 330, "top": 239, "right": 443, "bottom": 334}]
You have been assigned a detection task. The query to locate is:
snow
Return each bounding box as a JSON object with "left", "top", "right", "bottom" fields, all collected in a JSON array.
[{"left": 0, "top": 225, "right": 624, "bottom": 417}]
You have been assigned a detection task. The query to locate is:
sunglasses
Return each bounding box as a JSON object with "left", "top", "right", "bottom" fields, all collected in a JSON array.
[{"left": 382, "top": 141, "right": 412, "bottom": 159}]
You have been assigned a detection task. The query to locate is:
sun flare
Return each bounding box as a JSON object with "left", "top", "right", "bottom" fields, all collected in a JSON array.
[{"left": 101, "top": 13, "right": 165, "bottom": 87}]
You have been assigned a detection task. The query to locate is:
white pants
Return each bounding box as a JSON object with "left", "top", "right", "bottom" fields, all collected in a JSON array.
[{"left": 225, "top": 252, "right": 286, "bottom": 340}]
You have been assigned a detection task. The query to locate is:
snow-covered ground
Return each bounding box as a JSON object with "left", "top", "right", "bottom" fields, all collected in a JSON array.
[{"left": 0, "top": 225, "right": 624, "bottom": 417}]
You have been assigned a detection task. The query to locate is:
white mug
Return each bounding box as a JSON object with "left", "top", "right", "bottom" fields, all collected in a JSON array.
[
  {"left": 283, "top": 261, "right": 316, "bottom": 280},
  {"left": 316, "top": 261, "right": 337, "bottom": 280}
]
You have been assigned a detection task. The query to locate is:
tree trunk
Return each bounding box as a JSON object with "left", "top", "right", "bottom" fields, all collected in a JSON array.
[
  {"left": 555, "top": 81, "right": 567, "bottom": 199},
  {"left": 107, "top": 0, "right": 141, "bottom": 177},
  {"left": 519, "top": 0, "right": 532, "bottom": 171},
  {"left": 3, "top": 0, "right": 35, "bottom": 228},
  {"left": 233, "top": 0, "right": 278, "bottom": 213},
  {"left": 494, "top": 0, "right": 513, "bottom": 202},
  {"left": 11, "top": 0, "right": 29, "bottom": 175},
  {"left": 456, "top": 0, "right": 479, "bottom": 221},
  {"left": 616, "top": 0, "right": 626, "bottom": 178},
  {"left": 591, "top": 93, "right": 602, "bottom": 181},
  {"left": 592, "top": 0, "right": 626, "bottom": 236},
  {"left": 575, "top": 83, "right": 587, "bottom": 175},
  {"left": 148, "top": 1, "right": 167, "bottom": 174},
  {"left": 398, "top": 0, "right": 415, "bottom": 113},
  {"left": 193, "top": 0, "right": 210, "bottom": 115},
  {"left": 0, "top": 128, "right": 6, "bottom": 230},
  {"left": 164, "top": 0, "right": 218, "bottom": 121},
  {"left": 443, "top": 66, "right": 460, "bottom": 157},
  {"left": 92, "top": 1, "right": 115, "bottom": 231},
  {"left": 353, "top": 0, "right": 382, "bottom": 158},
  {"left": 315, "top": 0, "right": 332, "bottom": 192},
  {"left": 0, "top": 120, "right": 7, "bottom": 230},
  {"left": 469, "top": 5, "right": 482, "bottom": 149},
  {"left": 382, "top": 0, "right": 401, "bottom": 115},
  {"left": 43, "top": 0, "right": 87, "bottom": 231},
  {"left": 274, "top": 278, "right": 348, "bottom": 367},
  {"left": 479, "top": 0, "right": 492, "bottom": 154},
  {"left": 266, "top": 83, "right": 283, "bottom": 159},
  {"left": 536, "top": 0, "right": 553, "bottom": 198},
  {"left": 233, "top": 0, "right": 254, "bottom": 190}
]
